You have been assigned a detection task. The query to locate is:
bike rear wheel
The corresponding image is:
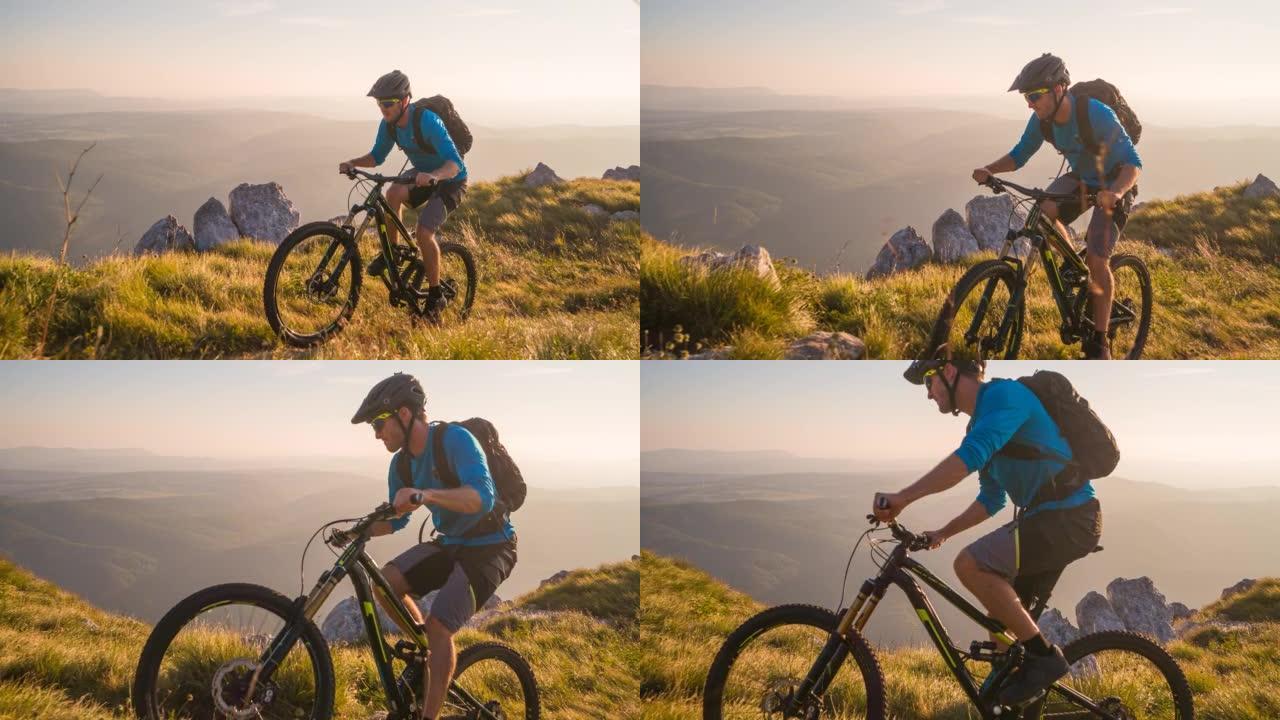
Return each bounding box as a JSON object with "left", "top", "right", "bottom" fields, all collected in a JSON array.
[
  {"left": 703, "top": 604, "right": 886, "bottom": 720},
  {"left": 446, "top": 641, "right": 540, "bottom": 720},
  {"left": 931, "top": 259, "right": 1025, "bottom": 361},
  {"left": 132, "top": 583, "right": 334, "bottom": 720},
  {"left": 1026, "top": 630, "right": 1194, "bottom": 720},
  {"left": 436, "top": 240, "right": 477, "bottom": 323},
  {"left": 1105, "top": 254, "right": 1153, "bottom": 360},
  {"left": 264, "top": 222, "right": 362, "bottom": 348}
]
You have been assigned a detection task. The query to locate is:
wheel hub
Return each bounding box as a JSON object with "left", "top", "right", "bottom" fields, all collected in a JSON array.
[
  {"left": 759, "top": 677, "right": 812, "bottom": 719},
  {"left": 211, "top": 658, "right": 274, "bottom": 719}
]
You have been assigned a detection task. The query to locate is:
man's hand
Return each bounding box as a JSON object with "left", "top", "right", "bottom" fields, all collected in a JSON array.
[
  {"left": 972, "top": 167, "right": 993, "bottom": 184},
  {"left": 339, "top": 162, "right": 354, "bottom": 175},
  {"left": 1097, "top": 189, "right": 1120, "bottom": 213},
  {"left": 922, "top": 529, "right": 949, "bottom": 550},
  {"left": 872, "top": 492, "right": 908, "bottom": 522},
  {"left": 415, "top": 172, "right": 438, "bottom": 187},
  {"left": 393, "top": 487, "right": 430, "bottom": 514}
]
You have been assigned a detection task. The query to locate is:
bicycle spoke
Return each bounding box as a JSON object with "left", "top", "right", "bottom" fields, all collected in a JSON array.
[
  {"left": 719, "top": 623, "right": 870, "bottom": 720},
  {"left": 1044, "top": 647, "right": 1183, "bottom": 720}
]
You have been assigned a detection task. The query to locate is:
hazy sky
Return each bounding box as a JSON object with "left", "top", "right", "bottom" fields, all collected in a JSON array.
[
  {"left": 644, "top": 1, "right": 1280, "bottom": 125},
  {"left": 0, "top": 0, "right": 638, "bottom": 125},
  {"left": 0, "top": 360, "right": 638, "bottom": 486},
  {"left": 643, "top": 361, "right": 1280, "bottom": 489}
]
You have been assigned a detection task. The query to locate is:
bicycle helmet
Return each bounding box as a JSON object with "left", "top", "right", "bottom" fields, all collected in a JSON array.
[
  {"left": 904, "top": 345, "right": 985, "bottom": 416},
  {"left": 351, "top": 372, "right": 426, "bottom": 424},
  {"left": 367, "top": 70, "right": 411, "bottom": 99},
  {"left": 1008, "top": 53, "right": 1070, "bottom": 93}
]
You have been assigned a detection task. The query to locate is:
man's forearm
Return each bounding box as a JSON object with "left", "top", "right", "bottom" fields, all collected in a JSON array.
[
  {"left": 939, "top": 500, "right": 993, "bottom": 539},
  {"left": 1109, "top": 165, "right": 1141, "bottom": 195},
  {"left": 425, "top": 486, "right": 483, "bottom": 514},
  {"left": 428, "top": 160, "right": 460, "bottom": 182},
  {"left": 348, "top": 153, "right": 377, "bottom": 168},
  {"left": 901, "top": 454, "right": 971, "bottom": 504},
  {"left": 984, "top": 155, "right": 1019, "bottom": 175}
]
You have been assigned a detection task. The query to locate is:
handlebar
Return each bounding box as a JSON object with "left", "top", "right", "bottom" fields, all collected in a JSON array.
[
  {"left": 867, "top": 497, "right": 933, "bottom": 552},
  {"left": 340, "top": 167, "right": 435, "bottom": 186},
  {"left": 326, "top": 493, "right": 427, "bottom": 547},
  {"left": 980, "top": 175, "right": 1095, "bottom": 203}
]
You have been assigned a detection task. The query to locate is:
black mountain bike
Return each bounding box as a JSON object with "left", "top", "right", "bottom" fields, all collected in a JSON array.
[
  {"left": 703, "top": 510, "right": 1193, "bottom": 720},
  {"left": 264, "top": 169, "right": 477, "bottom": 348},
  {"left": 132, "top": 500, "right": 538, "bottom": 720},
  {"left": 930, "top": 176, "right": 1152, "bottom": 360}
]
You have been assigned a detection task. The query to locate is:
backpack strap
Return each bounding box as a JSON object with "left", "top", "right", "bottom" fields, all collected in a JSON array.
[
  {"left": 431, "top": 422, "right": 461, "bottom": 489},
  {"left": 411, "top": 104, "right": 436, "bottom": 154},
  {"left": 1075, "top": 95, "right": 1099, "bottom": 155},
  {"left": 1039, "top": 118, "right": 1058, "bottom": 152}
]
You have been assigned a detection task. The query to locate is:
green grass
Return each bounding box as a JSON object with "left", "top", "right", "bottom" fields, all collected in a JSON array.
[
  {"left": 0, "top": 173, "right": 638, "bottom": 359},
  {"left": 641, "top": 182, "right": 1280, "bottom": 359},
  {"left": 0, "top": 556, "right": 638, "bottom": 720},
  {"left": 640, "top": 550, "right": 1280, "bottom": 719}
]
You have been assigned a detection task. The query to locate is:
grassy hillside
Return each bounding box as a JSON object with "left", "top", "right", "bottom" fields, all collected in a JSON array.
[
  {"left": 642, "top": 181, "right": 1280, "bottom": 359},
  {"left": 0, "top": 555, "right": 638, "bottom": 719},
  {"left": 0, "top": 174, "right": 638, "bottom": 359},
  {"left": 640, "top": 551, "right": 1280, "bottom": 719}
]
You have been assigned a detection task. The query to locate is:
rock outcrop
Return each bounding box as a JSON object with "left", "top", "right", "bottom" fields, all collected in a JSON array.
[
  {"left": 192, "top": 197, "right": 240, "bottom": 252},
  {"left": 680, "top": 244, "right": 780, "bottom": 287},
  {"left": 610, "top": 210, "right": 640, "bottom": 223},
  {"left": 524, "top": 162, "right": 564, "bottom": 187},
  {"left": 1075, "top": 591, "right": 1127, "bottom": 635},
  {"left": 1243, "top": 174, "right": 1279, "bottom": 200},
  {"left": 866, "top": 227, "right": 931, "bottom": 279},
  {"left": 228, "top": 182, "right": 300, "bottom": 244},
  {"left": 1221, "top": 578, "right": 1257, "bottom": 600},
  {"left": 135, "top": 215, "right": 194, "bottom": 255},
  {"left": 932, "top": 208, "right": 980, "bottom": 263},
  {"left": 785, "top": 331, "right": 866, "bottom": 360},
  {"left": 1107, "top": 577, "right": 1176, "bottom": 644},
  {"left": 965, "top": 194, "right": 1031, "bottom": 258},
  {"left": 1037, "top": 607, "right": 1080, "bottom": 647},
  {"left": 602, "top": 165, "right": 640, "bottom": 181}
]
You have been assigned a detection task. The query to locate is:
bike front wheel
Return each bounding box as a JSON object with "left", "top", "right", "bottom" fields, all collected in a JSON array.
[
  {"left": 931, "top": 259, "right": 1025, "bottom": 361},
  {"left": 445, "top": 641, "right": 540, "bottom": 720},
  {"left": 264, "top": 221, "right": 362, "bottom": 348},
  {"left": 1106, "top": 254, "right": 1153, "bottom": 359},
  {"left": 132, "top": 583, "right": 335, "bottom": 720},
  {"left": 1027, "top": 630, "right": 1194, "bottom": 720},
  {"left": 703, "top": 604, "right": 887, "bottom": 720}
]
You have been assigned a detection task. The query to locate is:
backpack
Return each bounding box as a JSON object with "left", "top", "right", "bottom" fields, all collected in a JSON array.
[
  {"left": 997, "top": 371, "right": 1120, "bottom": 484},
  {"left": 383, "top": 95, "right": 474, "bottom": 157},
  {"left": 1039, "top": 79, "right": 1142, "bottom": 156},
  {"left": 396, "top": 419, "right": 525, "bottom": 539}
]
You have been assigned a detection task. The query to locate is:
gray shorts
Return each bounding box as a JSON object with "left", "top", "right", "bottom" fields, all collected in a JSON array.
[
  {"left": 389, "top": 538, "right": 516, "bottom": 633},
  {"left": 964, "top": 499, "right": 1101, "bottom": 584},
  {"left": 407, "top": 180, "right": 466, "bottom": 232},
  {"left": 1044, "top": 174, "right": 1135, "bottom": 258}
]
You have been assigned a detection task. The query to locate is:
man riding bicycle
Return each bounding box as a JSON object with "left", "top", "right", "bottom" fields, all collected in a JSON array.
[
  {"left": 872, "top": 353, "right": 1102, "bottom": 707},
  {"left": 341, "top": 373, "right": 517, "bottom": 720},
  {"left": 339, "top": 70, "right": 468, "bottom": 321},
  {"left": 971, "top": 53, "right": 1142, "bottom": 359}
]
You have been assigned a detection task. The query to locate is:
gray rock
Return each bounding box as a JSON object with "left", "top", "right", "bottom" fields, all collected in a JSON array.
[
  {"left": 581, "top": 203, "right": 608, "bottom": 218},
  {"left": 135, "top": 215, "right": 194, "bottom": 255},
  {"left": 228, "top": 182, "right": 300, "bottom": 244},
  {"left": 539, "top": 570, "right": 572, "bottom": 589},
  {"left": 610, "top": 210, "right": 640, "bottom": 223},
  {"left": 1075, "top": 591, "right": 1126, "bottom": 635},
  {"left": 680, "top": 244, "right": 780, "bottom": 288},
  {"left": 1221, "top": 578, "right": 1257, "bottom": 600},
  {"left": 192, "top": 197, "right": 240, "bottom": 252},
  {"left": 524, "top": 162, "right": 564, "bottom": 187},
  {"left": 965, "top": 194, "right": 1032, "bottom": 259},
  {"left": 785, "top": 331, "right": 866, "bottom": 360},
  {"left": 1038, "top": 607, "right": 1080, "bottom": 647},
  {"left": 1170, "top": 602, "right": 1194, "bottom": 622},
  {"left": 602, "top": 165, "right": 640, "bottom": 181},
  {"left": 932, "top": 208, "right": 980, "bottom": 263},
  {"left": 1242, "top": 174, "right": 1280, "bottom": 200},
  {"left": 1176, "top": 618, "right": 1253, "bottom": 640},
  {"left": 1107, "top": 576, "right": 1175, "bottom": 644},
  {"left": 866, "top": 226, "right": 931, "bottom": 279}
]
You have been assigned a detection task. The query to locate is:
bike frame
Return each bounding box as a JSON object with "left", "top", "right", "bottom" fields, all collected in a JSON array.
[
  {"left": 796, "top": 538, "right": 1117, "bottom": 720},
  {"left": 253, "top": 535, "right": 497, "bottom": 720}
]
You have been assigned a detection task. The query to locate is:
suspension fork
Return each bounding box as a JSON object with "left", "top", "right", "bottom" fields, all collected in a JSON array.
[{"left": 792, "top": 576, "right": 889, "bottom": 707}]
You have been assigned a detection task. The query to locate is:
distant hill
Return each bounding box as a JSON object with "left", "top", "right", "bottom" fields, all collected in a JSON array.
[
  {"left": 642, "top": 470, "right": 1280, "bottom": 649},
  {"left": 641, "top": 181, "right": 1280, "bottom": 359},
  {"left": 640, "top": 551, "right": 1280, "bottom": 719},
  {"left": 641, "top": 97, "right": 1280, "bottom": 273},
  {"left": 0, "top": 108, "right": 637, "bottom": 258},
  {"left": 0, "top": 173, "right": 639, "bottom": 359},
  {"left": 0, "top": 555, "right": 638, "bottom": 720}
]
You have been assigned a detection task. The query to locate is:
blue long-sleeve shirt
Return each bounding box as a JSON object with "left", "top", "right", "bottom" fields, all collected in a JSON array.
[
  {"left": 386, "top": 423, "right": 513, "bottom": 546},
  {"left": 371, "top": 108, "right": 468, "bottom": 182},
  {"left": 955, "top": 379, "right": 1094, "bottom": 518},
  {"left": 1009, "top": 94, "right": 1141, "bottom": 188}
]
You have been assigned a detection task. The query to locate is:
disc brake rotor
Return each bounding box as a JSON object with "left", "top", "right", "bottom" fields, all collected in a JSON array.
[
  {"left": 211, "top": 658, "right": 274, "bottom": 719},
  {"left": 760, "top": 677, "right": 805, "bottom": 719}
]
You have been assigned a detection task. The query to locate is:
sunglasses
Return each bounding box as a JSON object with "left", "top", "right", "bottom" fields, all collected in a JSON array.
[
  {"left": 922, "top": 368, "right": 938, "bottom": 388},
  {"left": 376, "top": 97, "right": 403, "bottom": 109},
  {"left": 1023, "top": 88, "right": 1051, "bottom": 103},
  {"left": 370, "top": 411, "right": 394, "bottom": 432}
]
